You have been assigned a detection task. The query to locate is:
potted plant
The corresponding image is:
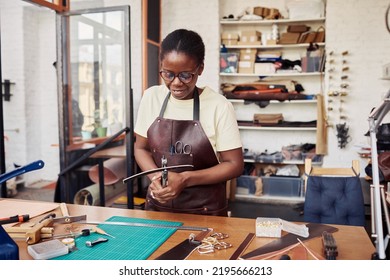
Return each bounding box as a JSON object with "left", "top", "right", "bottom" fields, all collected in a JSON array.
[{"left": 92, "top": 109, "right": 107, "bottom": 137}]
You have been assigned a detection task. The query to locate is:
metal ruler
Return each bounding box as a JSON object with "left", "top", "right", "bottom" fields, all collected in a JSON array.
[{"left": 81, "top": 220, "right": 210, "bottom": 232}]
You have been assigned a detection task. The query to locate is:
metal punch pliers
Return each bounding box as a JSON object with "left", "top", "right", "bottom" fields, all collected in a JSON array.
[{"left": 161, "top": 155, "right": 168, "bottom": 188}]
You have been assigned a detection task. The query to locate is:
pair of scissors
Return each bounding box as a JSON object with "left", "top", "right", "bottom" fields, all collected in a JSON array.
[{"left": 174, "top": 141, "right": 192, "bottom": 154}]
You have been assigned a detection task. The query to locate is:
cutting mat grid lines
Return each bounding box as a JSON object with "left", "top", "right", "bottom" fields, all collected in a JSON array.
[{"left": 53, "top": 216, "right": 182, "bottom": 260}]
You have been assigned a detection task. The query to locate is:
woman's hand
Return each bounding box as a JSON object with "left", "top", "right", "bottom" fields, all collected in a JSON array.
[{"left": 149, "top": 171, "right": 186, "bottom": 203}]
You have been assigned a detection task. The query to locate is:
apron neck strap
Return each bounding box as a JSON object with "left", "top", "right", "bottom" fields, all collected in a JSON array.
[{"left": 159, "top": 88, "right": 199, "bottom": 120}]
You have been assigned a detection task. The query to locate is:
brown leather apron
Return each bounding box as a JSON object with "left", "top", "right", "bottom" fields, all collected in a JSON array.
[{"left": 145, "top": 88, "right": 227, "bottom": 216}]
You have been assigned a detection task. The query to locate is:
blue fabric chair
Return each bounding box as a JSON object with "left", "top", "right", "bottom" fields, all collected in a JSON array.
[{"left": 303, "top": 159, "right": 366, "bottom": 226}]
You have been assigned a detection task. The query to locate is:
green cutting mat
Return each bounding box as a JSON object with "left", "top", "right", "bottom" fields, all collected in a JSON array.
[{"left": 52, "top": 216, "right": 182, "bottom": 260}]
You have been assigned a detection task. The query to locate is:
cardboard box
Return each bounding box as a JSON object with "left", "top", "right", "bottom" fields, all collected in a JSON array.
[
  {"left": 238, "top": 40, "right": 262, "bottom": 46},
  {"left": 238, "top": 60, "right": 254, "bottom": 74},
  {"left": 279, "top": 32, "right": 301, "bottom": 44},
  {"left": 239, "top": 49, "right": 256, "bottom": 61},
  {"left": 221, "top": 32, "right": 239, "bottom": 45},
  {"left": 253, "top": 6, "right": 271, "bottom": 18},
  {"left": 265, "top": 39, "right": 278, "bottom": 45},
  {"left": 239, "top": 30, "right": 262, "bottom": 45},
  {"left": 222, "top": 39, "right": 238, "bottom": 45},
  {"left": 254, "top": 63, "right": 276, "bottom": 74}
]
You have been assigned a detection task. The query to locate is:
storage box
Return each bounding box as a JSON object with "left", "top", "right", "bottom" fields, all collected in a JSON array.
[
  {"left": 253, "top": 7, "right": 271, "bottom": 18},
  {"left": 262, "top": 176, "right": 303, "bottom": 197},
  {"left": 255, "top": 217, "right": 282, "bottom": 238},
  {"left": 239, "top": 49, "right": 257, "bottom": 61},
  {"left": 254, "top": 63, "right": 276, "bottom": 74},
  {"left": 221, "top": 32, "right": 239, "bottom": 45},
  {"left": 279, "top": 32, "right": 301, "bottom": 44},
  {"left": 301, "top": 56, "right": 321, "bottom": 72},
  {"left": 238, "top": 60, "right": 254, "bottom": 74},
  {"left": 220, "top": 52, "right": 239, "bottom": 73},
  {"left": 256, "top": 217, "right": 309, "bottom": 238},
  {"left": 236, "top": 175, "right": 260, "bottom": 195},
  {"left": 239, "top": 30, "right": 262, "bottom": 45}
]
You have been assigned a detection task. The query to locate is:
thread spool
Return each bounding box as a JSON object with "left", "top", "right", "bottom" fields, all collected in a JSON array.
[{"left": 61, "top": 238, "right": 76, "bottom": 251}]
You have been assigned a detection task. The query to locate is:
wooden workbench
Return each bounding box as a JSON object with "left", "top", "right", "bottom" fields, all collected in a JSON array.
[{"left": 1, "top": 199, "right": 376, "bottom": 260}]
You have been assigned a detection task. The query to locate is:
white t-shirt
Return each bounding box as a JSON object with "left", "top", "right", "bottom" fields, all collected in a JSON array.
[{"left": 134, "top": 85, "right": 242, "bottom": 153}]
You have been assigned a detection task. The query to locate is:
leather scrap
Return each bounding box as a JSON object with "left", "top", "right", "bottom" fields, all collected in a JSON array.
[
  {"left": 229, "top": 232, "right": 255, "bottom": 260},
  {"left": 240, "top": 223, "right": 337, "bottom": 259},
  {"left": 155, "top": 229, "right": 211, "bottom": 260}
]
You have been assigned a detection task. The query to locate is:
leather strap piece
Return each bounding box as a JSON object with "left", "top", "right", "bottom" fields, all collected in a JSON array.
[
  {"left": 240, "top": 223, "right": 338, "bottom": 259},
  {"left": 229, "top": 233, "right": 255, "bottom": 260},
  {"left": 155, "top": 229, "right": 211, "bottom": 260},
  {"left": 155, "top": 238, "right": 199, "bottom": 260}
]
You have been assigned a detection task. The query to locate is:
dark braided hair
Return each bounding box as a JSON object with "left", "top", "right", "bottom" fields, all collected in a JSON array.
[{"left": 160, "top": 29, "right": 205, "bottom": 66}]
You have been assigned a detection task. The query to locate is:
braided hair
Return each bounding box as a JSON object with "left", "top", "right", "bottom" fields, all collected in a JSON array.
[{"left": 160, "top": 29, "right": 205, "bottom": 66}]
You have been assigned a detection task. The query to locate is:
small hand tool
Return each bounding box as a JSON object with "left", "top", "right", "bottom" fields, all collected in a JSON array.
[
  {"left": 86, "top": 237, "right": 108, "bottom": 247},
  {"left": 161, "top": 156, "right": 168, "bottom": 187},
  {"left": 123, "top": 164, "right": 194, "bottom": 183},
  {"left": 52, "top": 203, "right": 86, "bottom": 224},
  {"left": 0, "top": 214, "right": 30, "bottom": 225},
  {"left": 91, "top": 226, "right": 115, "bottom": 238},
  {"left": 38, "top": 213, "right": 56, "bottom": 223},
  {"left": 48, "top": 228, "right": 91, "bottom": 240}
]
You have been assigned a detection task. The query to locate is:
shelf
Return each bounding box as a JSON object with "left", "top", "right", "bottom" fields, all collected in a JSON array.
[
  {"left": 220, "top": 72, "right": 323, "bottom": 78},
  {"left": 243, "top": 159, "right": 322, "bottom": 165},
  {"left": 225, "top": 43, "right": 325, "bottom": 49},
  {"left": 228, "top": 99, "right": 317, "bottom": 104},
  {"left": 234, "top": 193, "right": 304, "bottom": 204},
  {"left": 220, "top": 17, "right": 325, "bottom": 25},
  {"left": 238, "top": 126, "right": 316, "bottom": 131}
]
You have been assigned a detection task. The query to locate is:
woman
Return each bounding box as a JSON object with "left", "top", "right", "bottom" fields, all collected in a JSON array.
[{"left": 134, "top": 29, "right": 243, "bottom": 216}]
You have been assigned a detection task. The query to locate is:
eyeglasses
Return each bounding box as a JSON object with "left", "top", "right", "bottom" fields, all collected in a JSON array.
[{"left": 159, "top": 66, "right": 200, "bottom": 84}]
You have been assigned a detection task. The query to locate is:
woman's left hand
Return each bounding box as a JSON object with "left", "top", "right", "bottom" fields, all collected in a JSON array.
[{"left": 150, "top": 171, "right": 186, "bottom": 203}]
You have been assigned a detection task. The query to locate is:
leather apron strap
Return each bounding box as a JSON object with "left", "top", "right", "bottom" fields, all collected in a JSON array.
[{"left": 159, "top": 88, "right": 199, "bottom": 120}]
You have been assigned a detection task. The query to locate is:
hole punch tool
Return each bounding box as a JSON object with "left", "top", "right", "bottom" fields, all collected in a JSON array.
[
  {"left": 122, "top": 162, "right": 193, "bottom": 184},
  {"left": 161, "top": 155, "right": 168, "bottom": 188}
]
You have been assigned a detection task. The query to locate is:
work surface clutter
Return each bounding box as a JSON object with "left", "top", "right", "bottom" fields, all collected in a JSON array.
[{"left": 0, "top": 199, "right": 376, "bottom": 260}]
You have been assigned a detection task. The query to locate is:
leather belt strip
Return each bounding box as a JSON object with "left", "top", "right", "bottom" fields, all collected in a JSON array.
[
  {"left": 229, "top": 232, "right": 255, "bottom": 260},
  {"left": 155, "top": 229, "right": 212, "bottom": 260},
  {"left": 122, "top": 164, "right": 194, "bottom": 183},
  {"left": 240, "top": 223, "right": 337, "bottom": 259}
]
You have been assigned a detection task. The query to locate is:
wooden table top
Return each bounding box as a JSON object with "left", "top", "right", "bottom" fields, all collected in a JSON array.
[
  {"left": 1, "top": 199, "right": 376, "bottom": 260},
  {"left": 89, "top": 144, "right": 126, "bottom": 159}
]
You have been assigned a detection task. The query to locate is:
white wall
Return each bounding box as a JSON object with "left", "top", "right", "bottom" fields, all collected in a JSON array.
[{"left": 1, "top": 0, "right": 390, "bottom": 184}]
